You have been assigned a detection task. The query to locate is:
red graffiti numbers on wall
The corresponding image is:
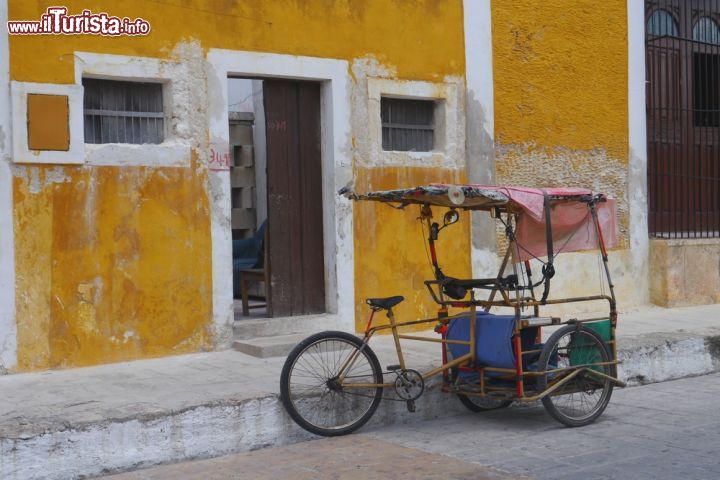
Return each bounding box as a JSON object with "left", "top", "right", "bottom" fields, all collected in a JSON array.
[{"left": 209, "top": 148, "right": 231, "bottom": 171}]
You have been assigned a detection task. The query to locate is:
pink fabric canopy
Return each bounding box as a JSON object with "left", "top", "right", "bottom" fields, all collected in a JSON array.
[{"left": 463, "top": 185, "right": 618, "bottom": 261}]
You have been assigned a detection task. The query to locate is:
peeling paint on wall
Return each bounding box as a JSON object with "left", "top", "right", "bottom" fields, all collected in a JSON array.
[
  {"left": 352, "top": 167, "right": 471, "bottom": 332},
  {"left": 8, "top": 0, "right": 469, "bottom": 367},
  {"left": 13, "top": 162, "right": 213, "bottom": 370},
  {"left": 490, "top": 0, "right": 642, "bottom": 312},
  {"left": 348, "top": 53, "right": 471, "bottom": 332},
  {"left": 495, "top": 143, "right": 630, "bottom": 248}
]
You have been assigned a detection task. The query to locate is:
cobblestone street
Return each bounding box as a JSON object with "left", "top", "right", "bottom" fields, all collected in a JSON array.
[{"left": 104, "top": 373, "right": 720, "bottom": 479}]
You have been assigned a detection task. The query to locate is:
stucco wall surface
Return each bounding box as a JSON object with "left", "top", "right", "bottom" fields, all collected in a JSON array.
[
  {"left": 352, "top": 167, "right": 471, "bottom": 332},
  {"left": 6, "top": 0, "right": 468, "bottom": 369},
  {"left": 650, "top": 239, "right": 720, "bottom": 308},
  {"left": 13, "top": 163, "right": 213, "bottom": 369},
  {"left": 490, "top": 1, "right": 642, "bottom": 310},
  {"left": 8, "top": 1, "right": 465, "bottom": 85}
]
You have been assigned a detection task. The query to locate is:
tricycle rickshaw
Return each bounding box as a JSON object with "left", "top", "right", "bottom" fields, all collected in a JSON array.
[{"left": 280, "top": 184, "right": 626, "bottom": 436}]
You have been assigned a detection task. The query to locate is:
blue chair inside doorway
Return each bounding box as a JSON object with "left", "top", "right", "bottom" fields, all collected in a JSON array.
[{"left": 232, "top": 220, "right": 267, "bottom": 298}]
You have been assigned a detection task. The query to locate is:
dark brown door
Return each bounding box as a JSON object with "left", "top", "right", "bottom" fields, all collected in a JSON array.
[{"left": 263, "top": 80, "right": 325, "bottom": 317}]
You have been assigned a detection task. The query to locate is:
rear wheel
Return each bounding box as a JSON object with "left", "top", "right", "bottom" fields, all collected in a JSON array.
[
  {"left": 451, "top": 368, "right": 512, "bottom": 412},
  {"left": 280, "top": 331, "right": 383, "bottom": 436},
  {"left": 537, "top": 324, "right": 614, "bottom": 427},
  {"left": 457, "top": 393, "right": 512, "bottom": 412}
]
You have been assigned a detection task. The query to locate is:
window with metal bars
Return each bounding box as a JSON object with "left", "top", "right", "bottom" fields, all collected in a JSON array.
[
  {"left": 381, "top": 97, "right": 434, "bottom": 152},
  {"left": 83, "top": 78, "right": 164, "bottom": 144}
]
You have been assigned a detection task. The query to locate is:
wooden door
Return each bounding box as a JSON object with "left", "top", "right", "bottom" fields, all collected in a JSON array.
[{"left": 263, "top": 80, "right": 325, "bottom": 317}]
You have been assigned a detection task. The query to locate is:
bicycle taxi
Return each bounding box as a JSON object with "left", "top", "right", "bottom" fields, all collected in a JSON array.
[{"left": 280, "top": 184, "right": 626, "bottom": 436}]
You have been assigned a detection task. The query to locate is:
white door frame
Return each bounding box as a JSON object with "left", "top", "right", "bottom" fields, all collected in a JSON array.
[{"left": 205, "top": 50, "right": 354, "bottom": 339}]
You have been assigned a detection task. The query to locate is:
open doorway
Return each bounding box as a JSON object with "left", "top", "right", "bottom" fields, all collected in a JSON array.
[{"left": 228, "top": 77, "right": 326, "bottom": 319}]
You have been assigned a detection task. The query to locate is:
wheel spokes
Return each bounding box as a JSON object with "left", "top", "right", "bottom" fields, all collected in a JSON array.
[
  {"left": 542, "top": 330, "right": 612, "bottom": 422},
  {"left": 288, "top": 338, "right": 379, "bottom": 430}
]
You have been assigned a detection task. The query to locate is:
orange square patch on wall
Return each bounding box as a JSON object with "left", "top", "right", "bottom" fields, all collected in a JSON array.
[{"left": 27, "top": 94, "right": 70, "bottom": 151}]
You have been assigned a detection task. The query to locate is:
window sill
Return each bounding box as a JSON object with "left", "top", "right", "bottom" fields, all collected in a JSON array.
[
  {"left": 377, "top": 149, "right": 452, "bottom": 167},
  {"left": 84, "top": 141, "right": 191, "bottom": 168}
]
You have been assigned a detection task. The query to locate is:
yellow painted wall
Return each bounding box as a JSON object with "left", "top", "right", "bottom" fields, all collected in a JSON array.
[
  {"left": 489, "top": 1, "right": 645, "bottom": 312},
  {"left": 491, "top": 0, "right": 628, "bottom": 158},
  {"left": 353, "top": 168, "right": 471, "bottom": 332},
  {"left": 491, "top": 0, "right": 630, "bottom": 247},
  {"left": 9, "top": 1, "right": 464, "bottom": 84},
  {"left": 14, "top": 161, "right": 213, "bottom": 369},
  {"left": 8, "top": 0, "right": 467, "bottom": 368}
]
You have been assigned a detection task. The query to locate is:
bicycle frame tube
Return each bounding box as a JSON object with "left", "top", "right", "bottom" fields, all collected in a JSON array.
[{"left": 336, "top": 308, "right": 476, "bottom": 389}]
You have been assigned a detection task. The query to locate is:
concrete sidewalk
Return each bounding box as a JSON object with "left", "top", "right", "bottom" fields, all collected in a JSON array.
[{"left": 0, "top": 304, "right": 719, "bottom": 479}]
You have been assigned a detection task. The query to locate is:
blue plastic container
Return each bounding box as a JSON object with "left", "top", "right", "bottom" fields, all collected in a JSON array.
[{"left": 445, "top": 312, "right": 540, "bottom": 372}]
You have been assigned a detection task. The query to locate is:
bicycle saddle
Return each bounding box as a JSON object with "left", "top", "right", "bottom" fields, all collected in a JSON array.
[{"left": 366, "top": 296, "right": 404, "bottom": 310}]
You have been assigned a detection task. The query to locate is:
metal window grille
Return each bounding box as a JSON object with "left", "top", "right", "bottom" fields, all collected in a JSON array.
[
  {"left": 381, "top": 97, "right": 434, "bottom": 152},
  {"left": 83, "top": 78, "right": 164, "bottom": 144},
  {"left": 646, "top": 0, "right": 720, "bottom": 238}
]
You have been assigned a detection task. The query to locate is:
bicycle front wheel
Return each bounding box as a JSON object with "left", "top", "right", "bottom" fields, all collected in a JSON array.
[{"left": 280, "top": 331, "right": 383, "bottom": 436}]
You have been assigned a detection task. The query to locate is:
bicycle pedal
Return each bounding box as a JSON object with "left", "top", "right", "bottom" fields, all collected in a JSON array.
[
  {"left": 386, "top": 364, "right": 401, "bottom": 371},
  {"left": 406, "top": 400, "right": 416, "bottom": 413}
]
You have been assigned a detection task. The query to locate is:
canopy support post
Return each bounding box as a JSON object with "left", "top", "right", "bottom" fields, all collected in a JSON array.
[{"left": 540, "top": 191, "right": 555, "bottom": 304}]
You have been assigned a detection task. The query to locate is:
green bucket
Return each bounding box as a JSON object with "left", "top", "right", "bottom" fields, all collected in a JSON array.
[
  {"left": 584, "top": 319, "right": 612, "bottom": 343},
  {"left": 569, "top": 320, "right": 612, "bottom": 369}
]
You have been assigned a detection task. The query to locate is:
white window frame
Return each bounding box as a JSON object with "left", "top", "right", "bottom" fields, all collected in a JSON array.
[
  {"left": 74, "top": 52, "right": 191, "bottom": 167},
  {"left": 366, "top": 77, "right": 463, "bottom": 168}
]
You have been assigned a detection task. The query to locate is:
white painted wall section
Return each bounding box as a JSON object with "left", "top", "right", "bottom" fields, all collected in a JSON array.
[
  {"left": 463, "top": 0, "right": 498, "bottom": 278},
  {"left": 464, "top": 0, "right": 494, "bottom": 146},
  {"left": 627, "top": 0, "right": 650, "bottom": 303},
  {"left": 0, "top": 0, "right": 17, "bottom": 370}
]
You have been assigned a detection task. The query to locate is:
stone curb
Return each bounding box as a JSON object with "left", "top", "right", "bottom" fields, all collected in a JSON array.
[
  {"left": 618, "top": 331, "right": 720, "bottom": 385},
  {"left": 1, "top": 331, "right": 719, "bottom": 480}
]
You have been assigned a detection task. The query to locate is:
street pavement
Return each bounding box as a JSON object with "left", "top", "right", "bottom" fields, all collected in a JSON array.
[{"left": 102, "top": 373, "right": 720, "bottom": 480}]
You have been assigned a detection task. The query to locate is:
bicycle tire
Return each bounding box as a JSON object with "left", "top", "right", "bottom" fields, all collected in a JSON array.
[
  {"left": 536, "top": 324, "right": 614, "bottom": 427},
  {"left": 280, "top": 331, "right": 383, "bottom": 436},
  {"left": 450, "top": 368, "right": 512, "bottom": 412}
]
